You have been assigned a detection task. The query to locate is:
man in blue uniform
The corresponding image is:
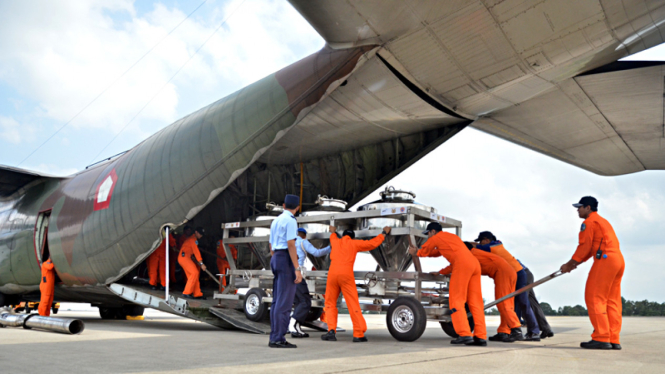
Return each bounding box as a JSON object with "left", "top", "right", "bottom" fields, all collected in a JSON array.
[
  {"left": 290, "top": 227, "right": 331, "bottom": 338},
  {"left": 268, "top": 194, "right": 303, "bottom": 348}
]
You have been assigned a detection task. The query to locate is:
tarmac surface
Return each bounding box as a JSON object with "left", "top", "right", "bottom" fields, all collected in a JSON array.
[{"left": 1, "top": 305, "right": 663, "bottom": 373}]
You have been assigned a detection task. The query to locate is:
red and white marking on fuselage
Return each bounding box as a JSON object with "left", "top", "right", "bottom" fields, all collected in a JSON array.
[{"left": 94, "top": 169, "right": 118, "bottom": 211}]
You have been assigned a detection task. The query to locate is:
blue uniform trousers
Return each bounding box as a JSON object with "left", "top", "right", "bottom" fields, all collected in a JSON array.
[
  {"left": 292, "top": 281, "right": 311, "bottom": 323},
  {"left": 515, "top": 269, "right": 540, "bottom": 334},
  {"left": 270, "top": 251, "right": 296, "bottom": 342}
]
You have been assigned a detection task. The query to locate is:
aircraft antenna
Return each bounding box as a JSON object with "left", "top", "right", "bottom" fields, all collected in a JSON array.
[
  {"left": 90, "top": 0, "right": 247, "bottom": 164},
  {"left": 16, "top": 0, "right": 210, "bottom": 167}
]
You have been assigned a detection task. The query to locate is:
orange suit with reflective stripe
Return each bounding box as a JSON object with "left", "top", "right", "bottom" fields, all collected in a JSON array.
[
  {"left": 442, "top": 248, "right": 520, "bottom": 334},
  {"left": 148, "top": 234, "right": 176, "bottom": 287},
  {"left": 418, "top": 232, "right": 486, "bottom": 340},
  {"left": 216, "top": 240, "right": 238, "bottom": 287},
  {"left": 324, "top": 233, "right": 385, "bottom": 338},
  {"left": 178, "top": 236, "right": 204, "bottom": 297},
  {"left": 572, "top": 211, "right": 625, "bottom": 344},
  {"left": 38, "top": 259, "right": 56, "bottom": 316}
]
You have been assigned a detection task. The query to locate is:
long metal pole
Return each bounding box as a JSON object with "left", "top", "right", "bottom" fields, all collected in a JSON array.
[
  {"left": 165, "top": 226, "right": 170, "bottom": 305},
  {"left": 483, "top": 270, "right": 563, "bottom": 310},
  {"left": 299, "top": 162, "right": 304, "bottom": 212}
]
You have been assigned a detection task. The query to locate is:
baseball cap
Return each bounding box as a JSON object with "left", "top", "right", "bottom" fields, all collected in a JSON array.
[
  {"left": 573, "top": 196, "right": 598, "bottom": 209},
  {"left": 195, "top": 226, "right": 205, "bottom": 235},
  {"left": 297, "top": 228, "right": 307, "bottom": 234},
  {"left": 474, "top": 231, "right": 496, "bottom": 242},
  {"left": 422, "top": 222, "right": 442, "bottom": 235}
]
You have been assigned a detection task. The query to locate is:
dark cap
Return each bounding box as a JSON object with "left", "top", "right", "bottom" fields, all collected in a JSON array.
[
  {"left": 474, "top": 231, "right": 496, "bottom": 242},
  {"left": 297, "top": 228, "right": 307, "bottom": 234},
  {"left": 342, "top": 229, "right": 355, "bottom": 239},
  {"left": 284, "top": 194, "right": 300, "bottom": 209},
  {"left": 422, "top": 222, "right": 443, "bottom": 235},
  {"left": 573, "top": 196, "right": 598, "bottom": 209},
  {"left": 195, "top": 226, "right": 205, "bottom": 235}
]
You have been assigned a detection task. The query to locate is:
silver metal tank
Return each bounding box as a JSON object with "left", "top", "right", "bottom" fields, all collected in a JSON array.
[
  {"left": 241, "top": 203, "right": 283, "bottom": 269},
  {"left": 357, "top": 186, "right": 436, "bottom": 231},
  {"left": 356, "top": 187, "right": 435, "bottom": 272},
  {"left": 299, "top": 195, "right": 349, "bottom": 270}
]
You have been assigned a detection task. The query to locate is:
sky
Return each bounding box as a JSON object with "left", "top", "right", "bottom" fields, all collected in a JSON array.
[{"left": 1, "top": 0, "right": 664, "bottom": 309}]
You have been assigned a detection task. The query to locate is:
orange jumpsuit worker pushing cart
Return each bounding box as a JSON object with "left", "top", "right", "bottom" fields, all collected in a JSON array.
[
  {"left": 178, "top": 227, "right": 207, "bottom": 300},
  {"left": 561, "top": 196, "right": 625, "bottom": 350},
  {"left": 408, "top": 222, "right": 487, "bottom": 346},
  {"left": 321, "top": 226, "right": 391, "bottom": 342},
  {"left": 38, "top": 257, "right": 56, "bottom": 316},
  {"left": 216, "top": 237, "right": 238, "bottom": 289}
]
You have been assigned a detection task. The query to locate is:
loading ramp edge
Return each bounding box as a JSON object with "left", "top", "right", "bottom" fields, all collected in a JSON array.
[
  {"left": 208, "top": 307, "right": 271, "bottom": 334},
  {"left": 107, "top": 283, "right": 235, "bottom": 330}
]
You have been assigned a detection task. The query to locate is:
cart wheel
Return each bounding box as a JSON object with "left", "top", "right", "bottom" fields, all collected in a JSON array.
[
  {"left": 244, "top": 288, "right": 269, "bottom": 322},
  {"left": 386, "top": 297, "right": 427, "bottom": 342},
  {"left": 305, "top": 307, "right": 323, "bottom": 322},
  {"left": 99, "top": 307, "right": 120, "bottom": 320},
  {"left": 439, "top": 305, "right": 475, "bottom": 338}
]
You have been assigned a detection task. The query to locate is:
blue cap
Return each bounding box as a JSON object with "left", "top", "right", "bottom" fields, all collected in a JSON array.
[
  {"left": 284, "top": 194, "right": 300, "bottom": 209},
  {"left": 297, "top": 228, "right": 307, "bottom": 234}
]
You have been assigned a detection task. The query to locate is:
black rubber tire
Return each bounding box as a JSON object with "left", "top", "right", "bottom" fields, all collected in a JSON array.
[
  {"left": 304, "top": 307, "right": 323, "bottom": 322},
  {"left": 99, "top": 307, "right": 119, "bottom": 320},
  {"left": 386, "top": 297, "right": 427, "bottom": 342},
  {"left": 439, "top": 305, "right": 475, "bottom": 338},
  {"left": 244, "top": 288, "right": 269, "bottom": 322}
]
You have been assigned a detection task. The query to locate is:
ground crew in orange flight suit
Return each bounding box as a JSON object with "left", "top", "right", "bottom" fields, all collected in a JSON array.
[
  {"left": 147, "top": 233, "right": 176, "bottom": 290},
  {"left": 38, "top": 257, "right": 56, "bottom": 316},
  {"left": 442, "top": 243, "right": 524, "bottom": 342},
  {"left": 216, "top": 236, "right": 238, "bottom": 289},
  {"left": 320, "top": 226, "right": 390, "bottom": 342},
  {"left": 175, "top": 226, "right": 194, "bottom": 283},
  {"left": 561, "top": 196, "right": 625, "bottom": 350},
  {"left": 178, "top": 227, "right": 207, "bottom": 300},
  {"left": 409, "top": 222, "right": 487, "bottom": 346}
]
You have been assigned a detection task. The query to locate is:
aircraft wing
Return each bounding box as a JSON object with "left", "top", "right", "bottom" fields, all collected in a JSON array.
[
  {"left": 288, "top": 0, "right": 665, "bottom": 176},
  {"left": 473, "top": 61, "right": 665, "bottom": 176},
  {"left": 0, "top": 165, "right": 56, "bottom": 198}
]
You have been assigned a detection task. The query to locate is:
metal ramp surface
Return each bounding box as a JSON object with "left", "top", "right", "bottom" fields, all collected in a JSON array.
[
  {"left": 108, "top": 283, "right": 235, "bottom": 329},
  {"left": 208, "top": 307, "right": 271, "bottom": 334}
]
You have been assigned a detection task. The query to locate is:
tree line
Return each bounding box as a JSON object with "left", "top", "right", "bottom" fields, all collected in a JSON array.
[{"left": 486, "top": 297, "right": 665, "bottom": 316}]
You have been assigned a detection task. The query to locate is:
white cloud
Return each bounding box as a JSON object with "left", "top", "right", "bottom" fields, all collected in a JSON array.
[
  {"left": 28, "top": 163, "right": 79, "bottom": 177},
  {"left": 0, "top": 115, "right": 33, "bottom": 144},
  {"left": 0, "top": 0, "right": 322, "bottom": 141}
]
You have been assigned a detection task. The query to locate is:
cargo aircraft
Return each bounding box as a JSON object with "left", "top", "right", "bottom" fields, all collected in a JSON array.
[{"left": 1, "top": 1, "right": 664, "bottom": 325}]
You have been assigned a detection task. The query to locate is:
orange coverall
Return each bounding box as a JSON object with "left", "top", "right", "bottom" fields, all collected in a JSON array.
[
  {"left": 572, "top": 211, "right": 625, "bottom": 344},
  {"left": 482, "top": 242, "right": 523, "bottom": 272},
  {"left": 442, "top": 249, "right": 520, "bottom": 334},
  {"left": 38, "top": 259, "right": 56, "bottom": 316},
  {"left": 324, "top": 233, "right": 385, "bottom": 338},
  {"left": 176, "top": 234, "right": 191, "bottom": 282},
  {"left": 178, "top": 236, "right": 204, "bottom": 297},
  {"left": 147, "top": 234, "right": 176, "bottom": 287},
  {"left": 216, "top": 240, "right": 237, "bottom": 287},
  {"left": 418, "top": 232, "right": 487, "bottom": 340}
]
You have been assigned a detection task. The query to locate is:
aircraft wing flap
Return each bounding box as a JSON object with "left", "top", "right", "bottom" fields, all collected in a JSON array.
[{"left": 473, "top": 62, "right": 665, "bottom": 176}]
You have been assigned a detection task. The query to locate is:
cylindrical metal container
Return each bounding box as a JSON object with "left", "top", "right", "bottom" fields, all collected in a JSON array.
[
  {"left": 299, "top": 196, "right": 349, "bottom": 270},
  {"left": 0, "top": 309, "right": 85, "bottom": 335},
  {"left": 357, "top": 186, "right": 436, "bottom": 231}
]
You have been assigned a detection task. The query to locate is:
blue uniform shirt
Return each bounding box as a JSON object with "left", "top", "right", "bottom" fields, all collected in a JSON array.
[
  {"left": 295, "top": 236, "right": 331, "bottom": 266},
  {"left": 269, "top": 210, "right": 297, "bottom": 250}
]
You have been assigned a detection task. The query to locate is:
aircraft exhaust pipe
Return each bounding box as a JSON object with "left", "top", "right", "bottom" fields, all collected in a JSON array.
[{"left": 0, "top": 308, "right": 85, "bottom": 335}]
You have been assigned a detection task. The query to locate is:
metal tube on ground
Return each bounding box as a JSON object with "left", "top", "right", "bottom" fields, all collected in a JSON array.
[{"left": 0, "top": 309, "right": 85, "bottom": 334}]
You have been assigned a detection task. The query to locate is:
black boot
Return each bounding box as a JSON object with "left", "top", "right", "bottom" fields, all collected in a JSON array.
[
  {"left": 488, "top": 333, "right": 509, "bottom": 342},
  {"left": 291, "top": 322, "right": 309, "bottom": 338},
  {"left": 611, "top": 343, "right": 622, "bottom": 350},
  {"left": 540, "top": 330, "right": 554, "bottom": 339},
  {"left": 321, "top": 330, "right": 337, "bottom": 341},
  {"left": 510, "top": 328, "right": 524, "bottom": 341},
  {"left": 466, "top": 336, "right": 487, "bottom": 346},
  {"left": 580, "top": 340, "right": 612, "bottom": 349},
  {"left": 451, "top": 336, "right": 473, "bottom": 345},
  {"left": 269, "top": 340, "right": 297, "bottom": 348},
  {"left": 353, "top": 336, "right": 368, "bottom": 342},
  {"left": 524, "top": 332, "right": 541, "bottom": 342}
]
